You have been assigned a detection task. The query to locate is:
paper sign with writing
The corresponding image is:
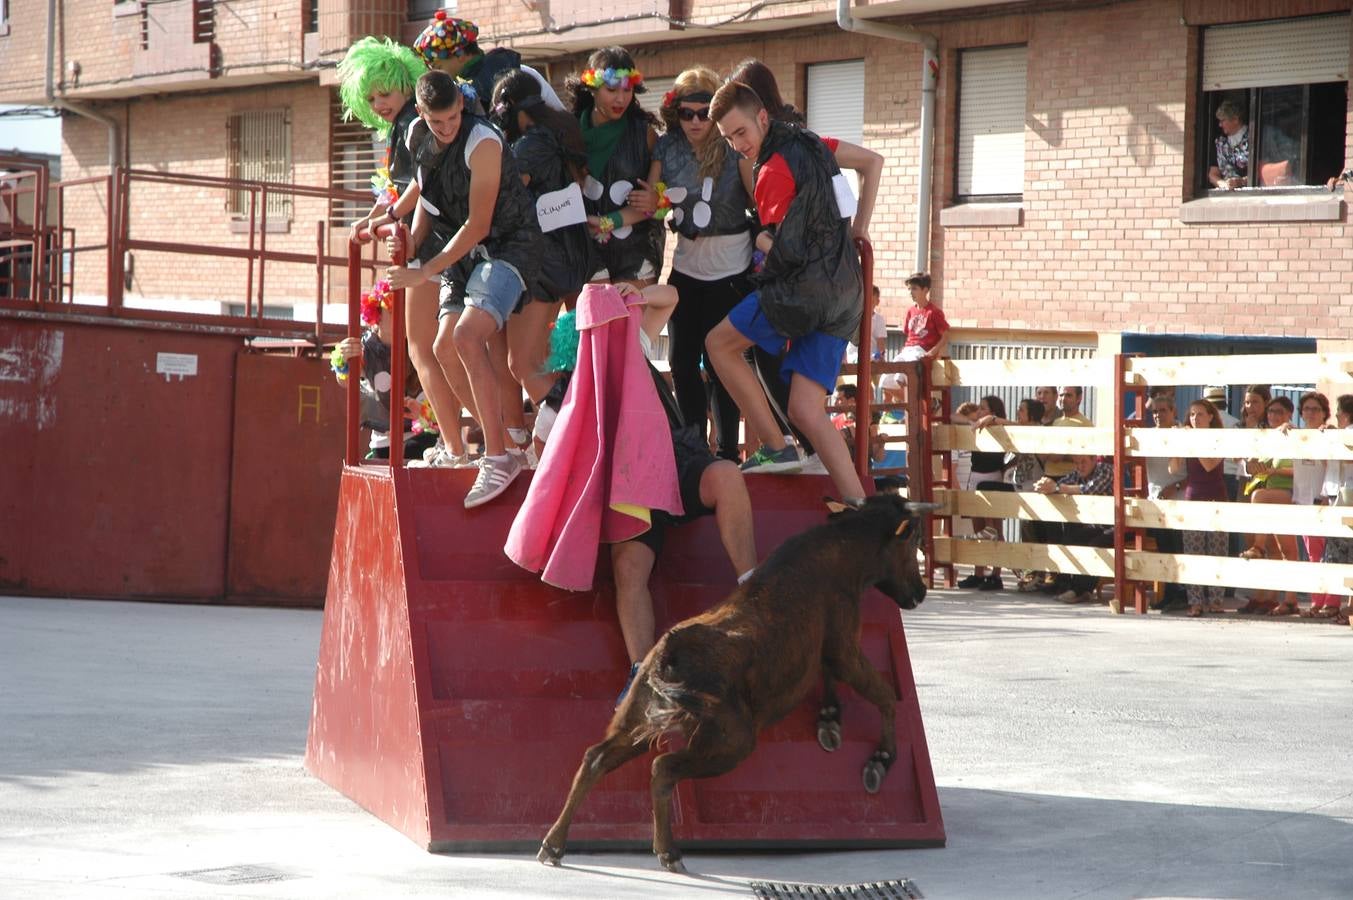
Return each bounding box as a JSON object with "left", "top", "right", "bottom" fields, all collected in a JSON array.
[{"left": 536, "top": 182, "right": 587, "bottom": 233}]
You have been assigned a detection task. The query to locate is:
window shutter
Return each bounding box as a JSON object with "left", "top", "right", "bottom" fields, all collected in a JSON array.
[
  {"left": 1203, "top": 14, "right": 1350, "bottom": 90},
  {"left": 957, "top": 45, "right": 1027, "bottom": 197},
  {"left": 637, "top": 77, "right": 675, "bottom": 118},
  {"left": 806, "top": 59, "right": 865, "bottom": 145}
]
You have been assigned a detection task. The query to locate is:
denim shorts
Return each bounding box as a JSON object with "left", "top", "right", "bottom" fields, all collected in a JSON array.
[
  {"left": 726, "top": 291, "right": 848, "bottom": 393},
  {"left": 438, "top": 258, "right": 526, "bottom": 328}
]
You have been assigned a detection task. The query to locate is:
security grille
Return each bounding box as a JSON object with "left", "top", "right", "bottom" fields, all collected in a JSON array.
[
  {"left": 194, "top": 0, "right": 214, "bottom": 44},
  {"left": 946, "top": 338, "right": 1099, "bottom": 424},
  {"left": 751, "top": 879, "right": 923, "bottom": 899},
  {"left": 329, "top": 90, "right": 386, "bottom": 229},
  {"left": 227, "top": 109, "right": 293, "bottom": 221}
]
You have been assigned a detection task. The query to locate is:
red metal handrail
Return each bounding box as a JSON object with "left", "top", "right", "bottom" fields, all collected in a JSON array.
[
  {"left": 853, "top": 237, "right": 874, "bottom": 490},
  {"left": 344, "top": 222, "right": 408, "bottom": 469}
]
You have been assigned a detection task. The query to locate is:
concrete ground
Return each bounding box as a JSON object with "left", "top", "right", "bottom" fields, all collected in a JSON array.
[{"left": 2, "top": 588, "right": 1351, "bottom": 900}]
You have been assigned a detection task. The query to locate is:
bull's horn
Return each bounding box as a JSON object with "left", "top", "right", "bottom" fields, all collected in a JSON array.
[{"left": 905, "top": 502, "right": 941, "bottom": 514}]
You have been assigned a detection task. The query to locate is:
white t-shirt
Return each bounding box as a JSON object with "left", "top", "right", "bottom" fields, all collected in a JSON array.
[
  {"left": 672, "top": 232, "right": 753, "bottom": 281},
  {"left": 1292, "top": 457, "right": 1326, "bottom": 505},
  {"left": 845, "top": 311, "right": 887, "bottom": 364}
]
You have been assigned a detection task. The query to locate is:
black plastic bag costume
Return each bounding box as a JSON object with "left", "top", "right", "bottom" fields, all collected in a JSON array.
[
  {"left": 583, "top": 113, "right": 664, "bottom": 281},
  {"left": 511, "top": 126, "right": 594, "bottom": 302},
  {"left": 412, "top": 113, "right": 542, "bottom": 299},
  {"left": 751, "top": 121, "right": 862, "bottom": 341}
]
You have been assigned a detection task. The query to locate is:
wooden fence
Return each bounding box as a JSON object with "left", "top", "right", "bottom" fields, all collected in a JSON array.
[{"left": 908, "top": 352, "right": 1353, "bottom": 614}]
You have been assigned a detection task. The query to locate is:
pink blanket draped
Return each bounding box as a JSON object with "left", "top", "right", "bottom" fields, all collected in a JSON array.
[{"left": 504, "top": 284, "right": 683, "bottom": 591}]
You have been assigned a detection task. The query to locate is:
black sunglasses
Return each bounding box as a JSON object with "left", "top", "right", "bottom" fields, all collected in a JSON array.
[{"left": 677, "top": 106, "right": 711, "bottom": 122}]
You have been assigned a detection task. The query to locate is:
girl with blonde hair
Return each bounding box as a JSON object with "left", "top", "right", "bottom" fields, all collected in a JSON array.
[{"left": 646, "top": 65, "right": 757, "bottom": 460}]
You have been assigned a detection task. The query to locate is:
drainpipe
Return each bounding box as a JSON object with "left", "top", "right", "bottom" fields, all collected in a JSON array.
[
  {"left": 836, "top": 0, "right": 937, "bottom": 273},
  {"left": 46, "top": 0, "right": 123, "bottom": 170}
]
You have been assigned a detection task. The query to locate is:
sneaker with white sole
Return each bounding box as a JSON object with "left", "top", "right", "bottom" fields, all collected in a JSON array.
[
  {"left": 464, "top": 453, "right": 523, "bottom": 508},
  {"left": 799, "top": 453, "right": 829, "bottom": 475},
  {"left": 739, "top": 444, "right": 802, "bottom": 474},
  {"left": 975, "top": 525, "right": 1000, "bottom": 541},
  {"left": 410, "top": 446, "right": 472, "bottom": 468}
]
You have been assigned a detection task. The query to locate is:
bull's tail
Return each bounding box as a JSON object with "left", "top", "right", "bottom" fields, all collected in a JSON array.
[{"left": 634, "top": 624, "right": 731, "bottom": 746}]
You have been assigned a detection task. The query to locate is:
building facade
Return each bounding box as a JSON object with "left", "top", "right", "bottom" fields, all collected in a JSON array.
[{"left": 0, "top": 0, "right": 1348, "bottom": 344}]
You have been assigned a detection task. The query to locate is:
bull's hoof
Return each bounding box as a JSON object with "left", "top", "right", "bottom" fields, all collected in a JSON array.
[
  {"left": 862, "top": 750, "right": 893, "bottom": 794},
  {"left": 658, "top": 851, "right": 687, "bottom": 874},
  {"left": 537, "top": 842, "right": 564, "bottom": 866},
  {"left": 817, "top": 720, "right": 842, "bottom": 752}
]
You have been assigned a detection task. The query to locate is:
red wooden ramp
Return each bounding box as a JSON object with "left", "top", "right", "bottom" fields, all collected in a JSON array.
[{"left": 305, "top": 465, "right": 945, "bottom": 852}]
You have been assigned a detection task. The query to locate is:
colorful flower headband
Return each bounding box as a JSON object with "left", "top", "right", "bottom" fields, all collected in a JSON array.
[
  {"left": 330, "top": 346, "right": 350, "bottom": 382},
  {"left": 580, "top": 67, "right": 643, "bottom": 91},
  {"left": 360, "top": 279, "right": 393, "bottom": 326},
  {"left": 414, "top": 11, "right": 478, "bottom": 62}
]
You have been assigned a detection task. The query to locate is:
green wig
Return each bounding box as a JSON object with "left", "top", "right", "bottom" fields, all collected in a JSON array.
[
  {"left": 337, "top": 37, "right": 427, "bottom": 137},
  {"left": 545, "top": 311, "right": 579, "bottom": 374}
]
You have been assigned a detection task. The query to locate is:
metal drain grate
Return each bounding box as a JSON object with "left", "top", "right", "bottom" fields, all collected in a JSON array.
[
  {"left": 751, "top": 879, "right": 922, "bottom": 899},
  {"left": 170, "top": 864, "right": 302, "bottom": 886}
]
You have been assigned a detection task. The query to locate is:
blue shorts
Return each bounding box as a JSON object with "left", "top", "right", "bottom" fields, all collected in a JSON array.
[
  {"left": 726, "top": 292, "right": 847, "bottom": 393},
  {"left": 438, "top": 258, "right": 526, "bottom": 329}
]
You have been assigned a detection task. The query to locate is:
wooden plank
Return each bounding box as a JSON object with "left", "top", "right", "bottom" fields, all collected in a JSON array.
[
  {"left": 934, "top": 538, "right": 1115, "bottom": 577},
  {"left": 1126, "top": 498, "right": 1353, "bottom": 539},
  {"left": 1127, "top": 427, "right": 1353, "bottom": 461},
  {"left": 1126, "top": 353, "right": 1353, "bottom": 388},
  {"left": 1127, "top": 551, "right": 1353, "bottom": 596},
  {"left": 930, "top": 356, "right": 1111, "bottom": 388},
  {"left": 938, "top": 488, "right": 1116, "bottom": 525},
  {"left": 934, "top": 424, "right": 1115, "bottom": 455}
]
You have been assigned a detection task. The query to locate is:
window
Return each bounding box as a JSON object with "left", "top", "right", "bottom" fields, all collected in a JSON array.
[
  {"left": 305, "top": 0, "right": 318, "bottom": 34},
  {"left": 637, "top": 77, "right": 675, "bottom": 118},
  {"left": 409, "top": 0, "right": 457, "bottom": 18},
  {"left": 955, "top": 45, "right": 1026, "bottom": 200},
  {"left": 227, "top": 110, "right": 293, "bottom": 221},
  {"left": 328, "top": 90, "right": 385, "bottom": 229},
  {"left": 193, "top": 0, "right": 214, "bottom": 43},
  {"left": 1199, "top": 14, "right": 1349, "bottom": 193},
  {"left": 807, "top": 59, "right": 865, "bottom": 194}
]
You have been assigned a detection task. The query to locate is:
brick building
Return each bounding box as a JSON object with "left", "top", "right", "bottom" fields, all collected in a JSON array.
[{"left": 1, "top": 0, "right": 1348, "bottom": 350}]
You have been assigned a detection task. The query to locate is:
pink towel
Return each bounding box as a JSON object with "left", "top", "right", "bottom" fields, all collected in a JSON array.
[{"left": 505, "top": 284, "right": 682, "bottom": 591}]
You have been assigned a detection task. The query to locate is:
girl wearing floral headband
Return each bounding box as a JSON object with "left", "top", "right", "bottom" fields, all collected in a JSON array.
[
  {"left": 490, "top": 70, "right": 595, "bottom": 419},
  {"left": 564, "top": 46, "right": 663, "bottom": 288},
  {"left": 647, "top": 65, "right": 756, "bottom": 462}
]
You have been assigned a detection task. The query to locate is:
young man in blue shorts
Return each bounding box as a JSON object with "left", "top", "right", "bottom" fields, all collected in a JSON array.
[
  {"left": 385, "top": 70, "right": 542, "bottom": 508},
  {"left": 705, "top": 81, "right": 869, "bottom": 503}
]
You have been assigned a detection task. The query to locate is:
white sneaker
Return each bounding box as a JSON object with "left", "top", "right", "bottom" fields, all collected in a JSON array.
[
  {"left": 799, "top": 453, "right": 828, "bottom": 475},
  {"left": 422, "top": 440, "right": 445, "bottom": 463},
  {"left": 976, "top": 525, "right": 1000, "bottom": 541},
  {"left": 464, "top": 453, "right": 523, "bottom": 508},
  {"left": 410, "top": 446, "right": 472, "bottom": 468}
]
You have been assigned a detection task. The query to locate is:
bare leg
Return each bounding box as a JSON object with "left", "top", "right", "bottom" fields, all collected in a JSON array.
[
  {"left": 507, "top": 298, "right": 563, "bottom": 404},
  {"left": 611, "top": 541, "right": 658, "bottom": 665},
  {"left": 406, "top": 282, "right": 466, "bottom": 455},
  {"left": 698, "top": 460, "right": 756, "bottom": 577},
  {"left": 787, "top": 373, "right": 865, "bottom": 500},
  {"left": 451, "top": 308, "right": 506, "bottom": 457},
  {"left": 706, "top": 319, "right": 785, "bottom": 453}
]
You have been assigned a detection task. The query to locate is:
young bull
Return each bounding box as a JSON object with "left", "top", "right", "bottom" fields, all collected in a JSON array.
[{"left": 538, "top": 493, "right": 933, "bottom": 873}]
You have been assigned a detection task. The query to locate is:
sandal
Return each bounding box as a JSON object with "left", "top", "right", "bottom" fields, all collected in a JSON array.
[
  {"left": 1334, "top": 608, "right": 1351, "bottom": 626},
  {"left": 1238, "top": 546, "right": 1266, "bottom": 560},
  {"left": 1207, "top": 601, "right": 1227, "bottom": 614},
  {"left": 1300, "top": 605, "right": 1338, "bottom": 619},
  {"left": 1268, "top": 601, "right": 1299, "bottom": 617},
  {"left": 1237, "top": 598, "right": 1278, "bottom": 615},
  {"left": 1187, "top": 605, "right": 1205, "bottom": 617}
]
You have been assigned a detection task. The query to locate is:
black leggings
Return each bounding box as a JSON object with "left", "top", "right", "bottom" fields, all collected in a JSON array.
[{"left": 667, "top": 268, "right": 750, "bottom": 461}]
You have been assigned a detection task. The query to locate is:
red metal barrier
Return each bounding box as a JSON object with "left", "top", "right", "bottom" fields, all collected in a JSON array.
[{"left": 306, "top": 466, "right": 945, "bottom": 851}]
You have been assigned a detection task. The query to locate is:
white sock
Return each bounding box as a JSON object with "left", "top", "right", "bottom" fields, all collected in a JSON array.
[{"left": 507, "top": 427, "right": 529, "bottom": 444}]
